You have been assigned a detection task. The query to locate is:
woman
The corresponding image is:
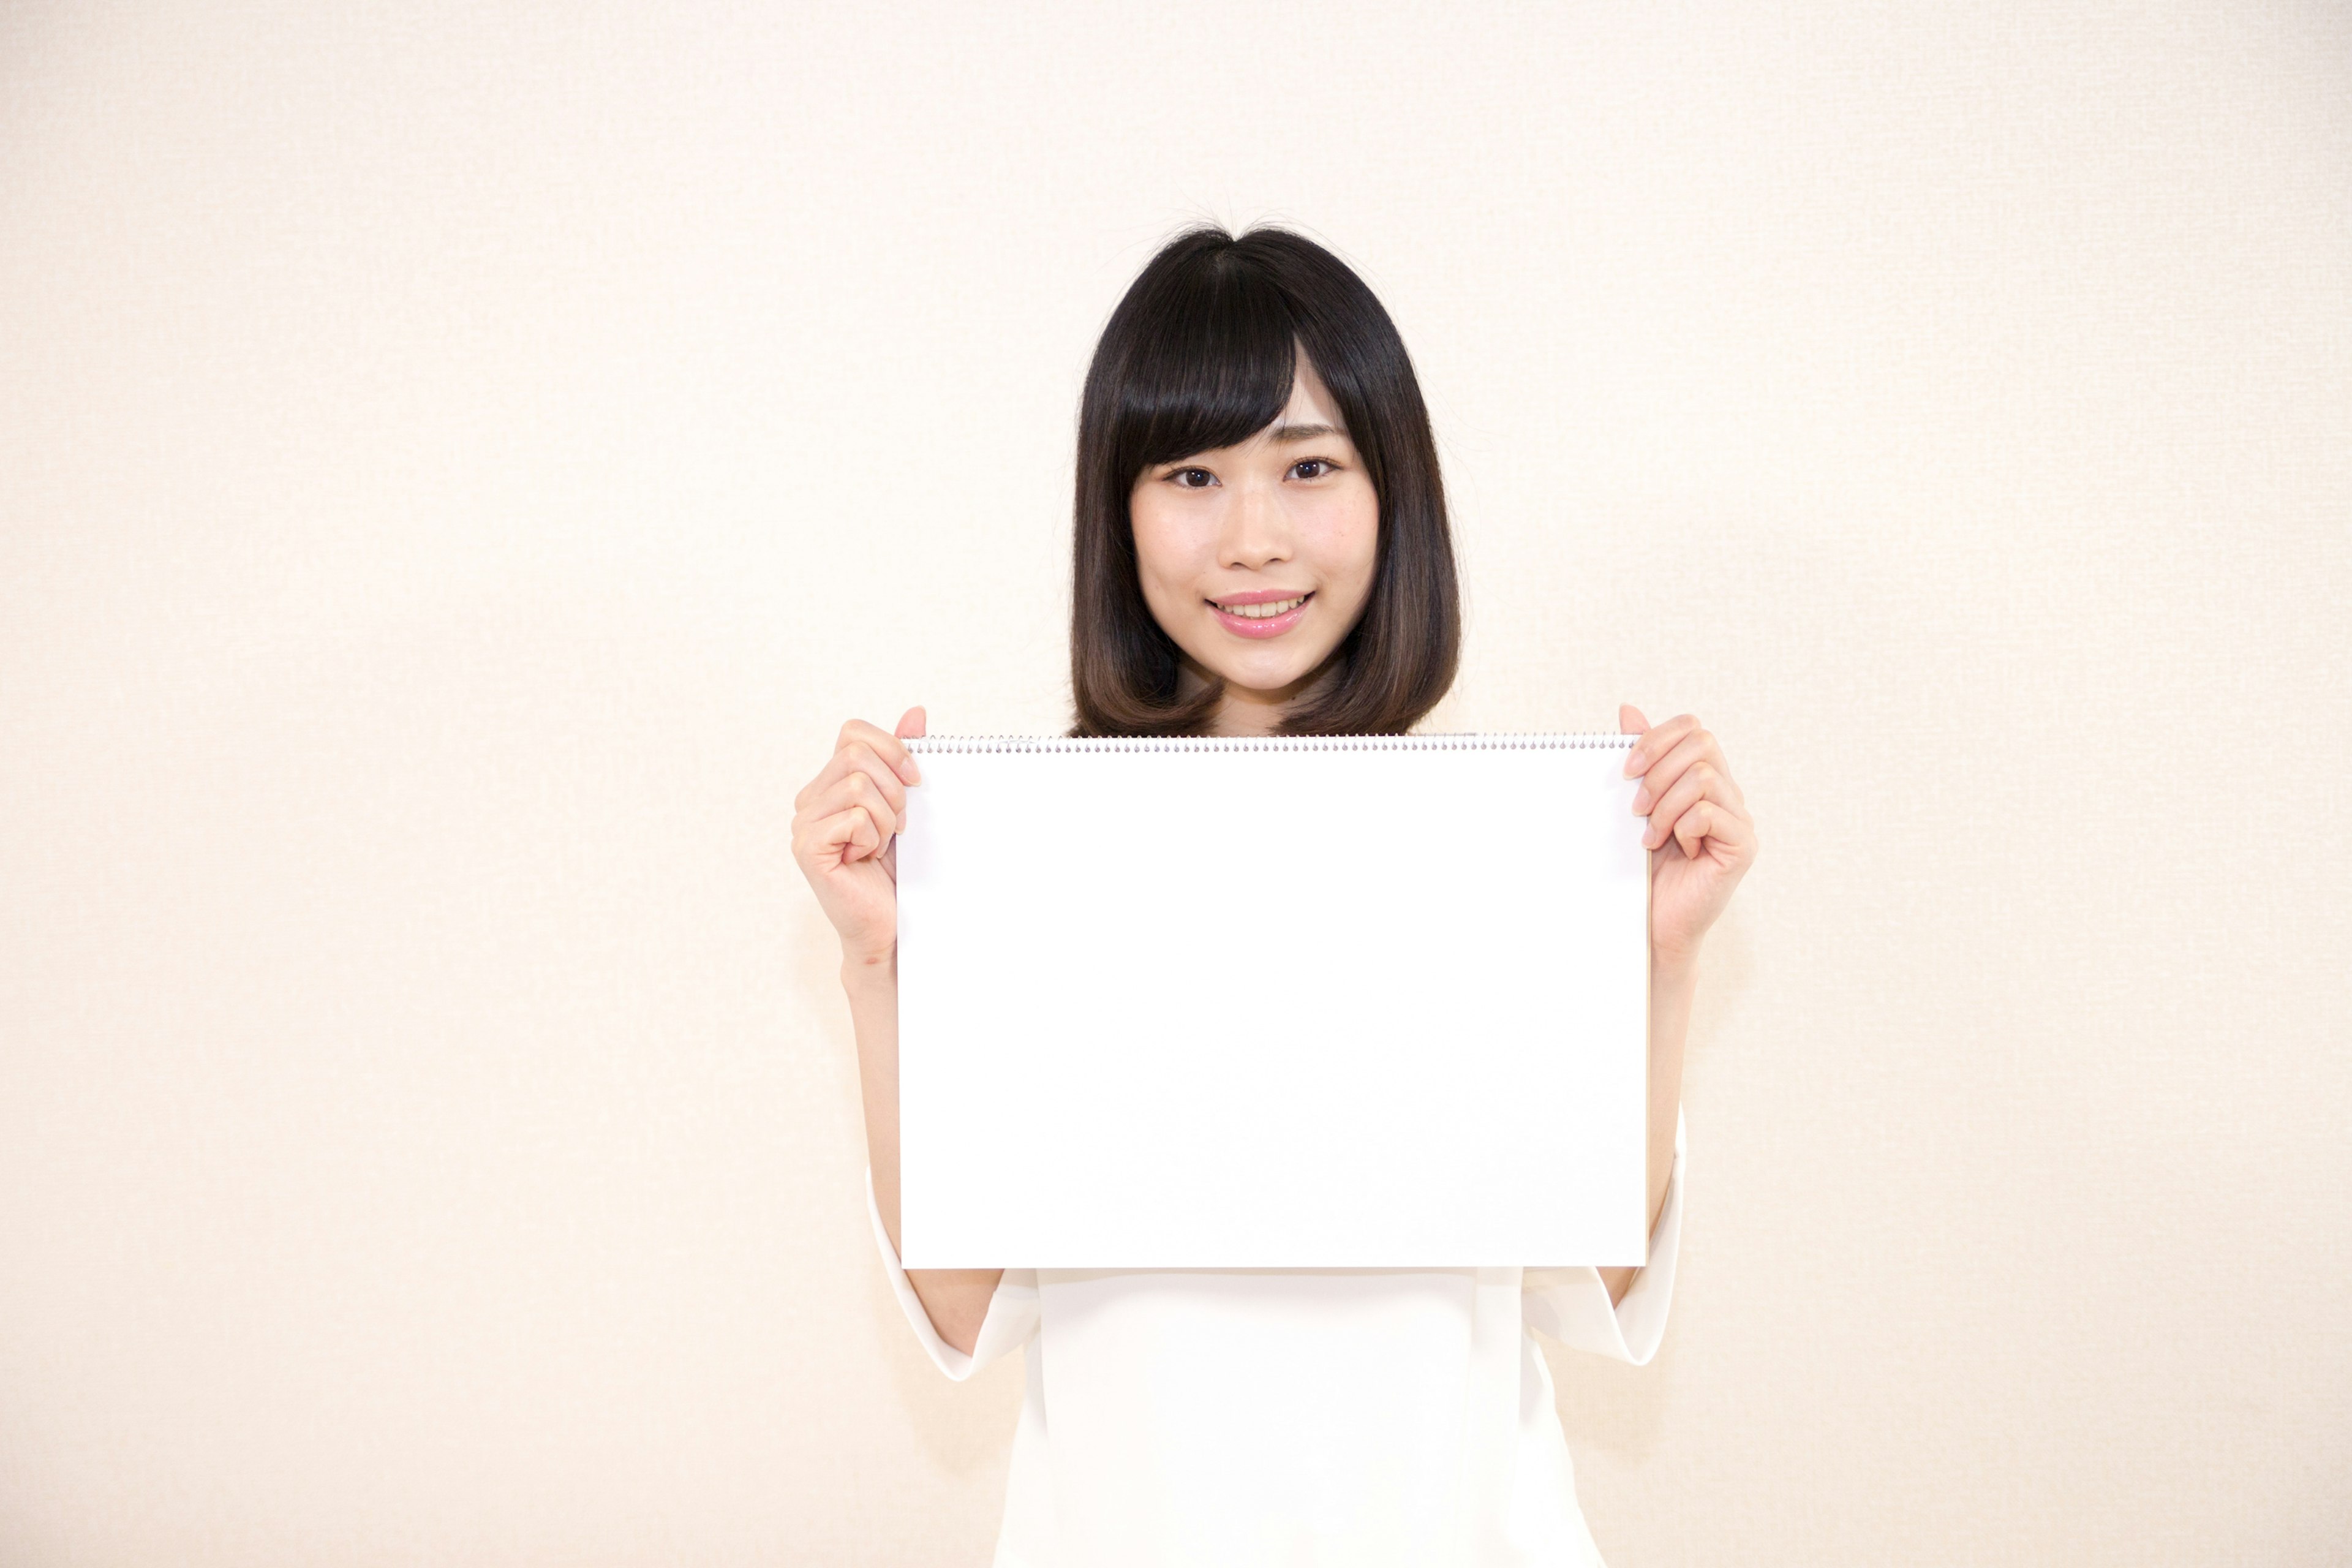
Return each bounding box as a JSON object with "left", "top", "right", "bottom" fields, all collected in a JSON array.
[{"left": 791, "top": 225, "right": 1758, "bottom": 1566}]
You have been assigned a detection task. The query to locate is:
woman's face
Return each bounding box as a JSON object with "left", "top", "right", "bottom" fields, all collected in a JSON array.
[{"left": 1129, "top": 351, "right": 1379, "bottom": 730}]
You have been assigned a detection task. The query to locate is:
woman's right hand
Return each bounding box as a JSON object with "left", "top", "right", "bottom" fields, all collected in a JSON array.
[{"left": 791, "top": 707, "right": 925, "bottom": 967}]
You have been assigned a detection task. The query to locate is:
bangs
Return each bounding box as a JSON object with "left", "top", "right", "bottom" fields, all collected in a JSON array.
[{"left": 1109, "top": 252, "right": 1300, "bottom": 478}]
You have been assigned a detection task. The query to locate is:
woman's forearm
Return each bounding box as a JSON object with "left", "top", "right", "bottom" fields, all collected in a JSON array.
[
  {"left": 843, "top": 956, "right": 1005, "bottom": 1356},
  {"left": 1597, "top": 954, "right": 1693, "bottom": 1307}
]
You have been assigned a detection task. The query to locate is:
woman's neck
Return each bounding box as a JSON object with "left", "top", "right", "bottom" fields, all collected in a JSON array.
[{"left": 1175, "top": 652, "right": 1344, "bottom": 737}]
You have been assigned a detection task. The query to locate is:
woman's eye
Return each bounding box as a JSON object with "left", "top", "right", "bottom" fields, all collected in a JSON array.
[
  {"left": 1171, "top": 468, "right": 1216, "bottom": 489},
  {"left": 1290, "top": 459, "right": 1333, "bottom": 480}
]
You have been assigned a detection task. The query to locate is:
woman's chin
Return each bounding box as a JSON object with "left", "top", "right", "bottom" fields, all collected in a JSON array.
[{"left": 1199, "top": 651, "right": 1333, "bottom": 706}]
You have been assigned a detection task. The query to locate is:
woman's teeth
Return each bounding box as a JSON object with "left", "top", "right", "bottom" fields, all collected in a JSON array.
[{"left": 1218, "top": 596, "right": 1307, "bottom": 619}]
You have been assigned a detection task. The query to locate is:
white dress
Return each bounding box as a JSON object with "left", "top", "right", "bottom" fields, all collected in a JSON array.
[{"left": 867, "top": 1113, "right": 1686, "bottom": 1567}]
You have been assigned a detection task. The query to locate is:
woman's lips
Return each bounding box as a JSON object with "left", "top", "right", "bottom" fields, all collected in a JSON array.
[{"left": 1208, "top": 591, "right": 1313, "bottom": 639}]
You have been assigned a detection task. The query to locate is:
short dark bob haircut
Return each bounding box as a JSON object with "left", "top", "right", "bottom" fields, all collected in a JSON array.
[{"left": 1069, "top": 225, "right": 1461, "bottom": 737}]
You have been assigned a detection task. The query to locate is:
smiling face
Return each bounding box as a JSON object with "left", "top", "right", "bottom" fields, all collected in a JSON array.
[{"left": 1127, "top": 350, "right": 1380, "bottom": 734}]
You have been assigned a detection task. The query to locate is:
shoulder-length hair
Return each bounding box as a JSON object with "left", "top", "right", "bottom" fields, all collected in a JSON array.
[{"left": 1069, "top": 225, "right": 1461, "bottom": 737}]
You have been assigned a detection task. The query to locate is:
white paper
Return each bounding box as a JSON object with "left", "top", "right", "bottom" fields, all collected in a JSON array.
[{"left": 894, "top": 734, "right": 1650, "bottom": 1268}]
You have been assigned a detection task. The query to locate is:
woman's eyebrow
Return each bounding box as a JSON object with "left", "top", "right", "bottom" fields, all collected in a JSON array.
[{"left": 1269, "top": 423, "right": 1345, "bottom": 443}]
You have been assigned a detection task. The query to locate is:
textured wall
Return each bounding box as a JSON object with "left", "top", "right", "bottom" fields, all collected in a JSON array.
[{"left": 2, "top": 3, "right": 2345, "bottom": 1563}]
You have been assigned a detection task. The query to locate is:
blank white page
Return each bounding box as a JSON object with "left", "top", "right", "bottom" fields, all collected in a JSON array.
[{"left": 894, "top": 733, "right": 1650, "bottom": 1268}]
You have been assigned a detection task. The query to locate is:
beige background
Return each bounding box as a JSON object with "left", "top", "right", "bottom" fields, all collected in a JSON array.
[{"left": 3, "top": 2, "right": 2347, "bottom": 1563}]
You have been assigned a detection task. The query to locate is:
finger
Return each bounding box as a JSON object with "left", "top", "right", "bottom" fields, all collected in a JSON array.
[
  {"left": 1623, "top": 712, "right": 1698, "bottom": 780},
  {"left": 796, "top": 739, "right": 911, "bottom": 820},
  {"left": 791, "top": 778, "right": 903, "bottom": 864},
  {"left": 852, "top": 767, "right": 908, "bottom": 839},
  {"left": 1638, "top": 761, "right": 1744, "bottom": 846},
  {"left": 840, "top": 717, "right": 921, "bottom": 786},
  {"left": 1646, "top": 785, "right": 1759, "bottom": 860},
  {"left": 840, "top": 741, "right": 910, "bottom": 821},
  {"left": 813, "top": 768, "right": 907, "bottom": 840},
  {"left": 807, "top": 803, "right": 885, "bottom": 867},
  {"left": 796, "top": 724, "right": 895, "bottom": 810},
  {"left": 1632, "top": 729, "right": 1745, "bottom": 819},
  {"left": 896, "top": 706, "right": 927, "bottom": 742},
  {"left": 1670, "top": 798, "right": 1753, "bottom": 864}
]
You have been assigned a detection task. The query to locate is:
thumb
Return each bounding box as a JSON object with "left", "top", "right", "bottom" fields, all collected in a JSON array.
[
  {"left": 1618, "top": 703, "right": 1650, "bottom": 735},
  {"left": 895, "top": 706, "right": 927, "bottom": 741}
]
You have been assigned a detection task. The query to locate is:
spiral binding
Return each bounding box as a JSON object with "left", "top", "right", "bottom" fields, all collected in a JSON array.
[{"left": 904, "top": 732, "right": 1634, "bottom": 754}]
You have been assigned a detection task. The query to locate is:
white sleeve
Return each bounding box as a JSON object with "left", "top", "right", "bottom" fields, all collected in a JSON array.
[
  {"left": 1521, "top": 1107, "right": 1687, "bottom": 1366},
  {"left": 865, "top": 1167, "right": 1039, "bottom": 1381}
]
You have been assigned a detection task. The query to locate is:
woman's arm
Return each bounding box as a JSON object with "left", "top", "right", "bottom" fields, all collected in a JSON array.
[
  {"left": 1598, "top": 705, "right": 1757, "bottom": 1307},
  {"left": 843, "top": 949, "right": 1005, "bottom": 1355},
  {"left": 1599, "top": 954, "right": 1694, "bottom": 1306},
  {"left": 792, "top": 707, "right": 1003, "bottom": 1358}
]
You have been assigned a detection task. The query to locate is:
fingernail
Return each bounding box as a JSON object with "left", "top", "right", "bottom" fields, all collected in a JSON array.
[
  {"left": 1632, "top": 786, "right": 1651, "bottom": 812},
  {"left": 1623, "top": 752, "right": 1642, "bottom": 777}
]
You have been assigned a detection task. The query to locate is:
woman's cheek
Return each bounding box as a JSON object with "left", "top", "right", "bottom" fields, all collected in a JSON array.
[
  {"left": 1129, "top": 516, "right": 1199, "bottom": 604},
  {"left": 1298, "top": 491, "right": 1379, "bottom": 600}
]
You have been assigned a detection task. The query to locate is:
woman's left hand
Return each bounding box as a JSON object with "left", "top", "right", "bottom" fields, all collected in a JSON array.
[{"left": 1620, "top": 705, "right": 1758, "bottom": 976}]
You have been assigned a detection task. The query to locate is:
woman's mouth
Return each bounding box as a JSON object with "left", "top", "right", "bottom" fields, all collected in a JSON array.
[{"left": 1208, "top": 592, "right": 1313, "bottom": 638}]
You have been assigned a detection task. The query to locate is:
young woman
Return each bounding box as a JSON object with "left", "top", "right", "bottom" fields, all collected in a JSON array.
[{"left": 791, "top": 226, "right": 1758, "bottom": 1566}]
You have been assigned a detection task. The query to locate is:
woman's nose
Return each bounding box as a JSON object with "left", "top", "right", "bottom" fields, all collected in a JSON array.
[{"left": 1218, "top": 478, "right": 1292, "bottom": 570}]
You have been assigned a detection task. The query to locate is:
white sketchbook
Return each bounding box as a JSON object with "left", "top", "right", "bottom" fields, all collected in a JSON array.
[{"left": 894, "top": 733, "right": 1651, "bottom": 1268}]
